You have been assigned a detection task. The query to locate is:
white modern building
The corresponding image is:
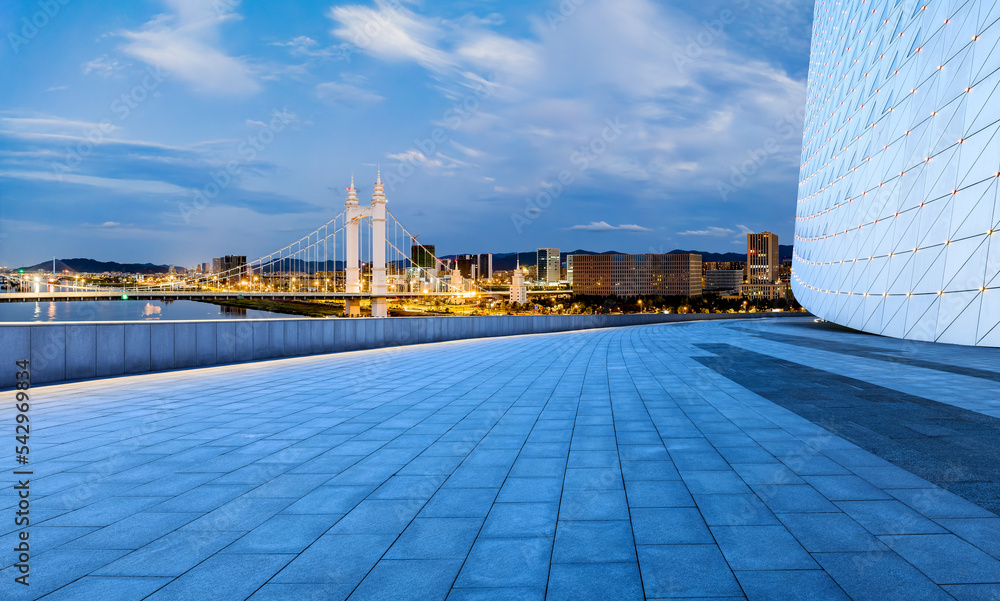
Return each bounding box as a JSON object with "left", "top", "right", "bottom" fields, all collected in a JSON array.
[
  {"left": 793, "top": 0, "right": 1000, "bottom": 346},
  {"left": 511, "top": 264, "right": 527, "bottom": 305}
]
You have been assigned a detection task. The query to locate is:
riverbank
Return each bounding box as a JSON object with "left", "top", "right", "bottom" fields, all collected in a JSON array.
[{"left": 203, "top": 298, "right": 343, "bottom": 318}]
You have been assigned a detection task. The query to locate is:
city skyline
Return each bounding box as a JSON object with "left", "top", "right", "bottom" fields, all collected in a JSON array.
[
  {"left": 6, "top": 3, "right": 1000, "bottom": 600},
  {"left": 0, "top": 0, "right": 812, "bottom": 266}
]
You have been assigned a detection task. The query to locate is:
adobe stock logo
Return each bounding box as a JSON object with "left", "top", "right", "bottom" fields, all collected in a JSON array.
[
  {"left": 178, "top": 108, "right": 297, "bottom": 223},
  {"left": 716, "top": 107, "right": 804, "bottom": 201},
  {"left": 7, "top": 0, "right": 72, "bottom": 54},
  {"left": 50, "top": 65, "right": 168, "bottom": 180},
  {"left": 672, "top": 0, "right": 751, "bottom": 72},
  {"left": 511, "top": 116, "right": 626, "bottom": 233}
]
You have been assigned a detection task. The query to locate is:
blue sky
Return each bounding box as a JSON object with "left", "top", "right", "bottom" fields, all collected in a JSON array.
[{"left": 0, "top": 0, "right": 813, "bottom": 267}]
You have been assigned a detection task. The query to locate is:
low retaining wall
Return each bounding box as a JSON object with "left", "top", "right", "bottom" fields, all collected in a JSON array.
[{"left": 0, "top": 313, "right": 806, "bottom": 387}]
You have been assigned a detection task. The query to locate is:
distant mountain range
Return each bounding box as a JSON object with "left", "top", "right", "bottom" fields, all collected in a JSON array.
[
  {"left": 16, "top": 258, "right": 188, "bottom": 275},
  {"left": 18, "top": 246, "right": 793, "bottom": 275}
]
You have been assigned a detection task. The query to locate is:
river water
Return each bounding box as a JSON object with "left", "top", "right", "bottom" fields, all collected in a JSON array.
[{"left": 0, "top": 300, "right": 297, "bottom": 322}]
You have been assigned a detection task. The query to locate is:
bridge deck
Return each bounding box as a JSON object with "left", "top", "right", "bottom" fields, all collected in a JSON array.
[{"left": 0, "top": 291, "right": 520, "bottom": 303}]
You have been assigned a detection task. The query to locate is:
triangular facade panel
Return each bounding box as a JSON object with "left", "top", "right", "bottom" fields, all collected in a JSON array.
[{"left": 793, "top": 0, "right": 1000, "bottom": 346}]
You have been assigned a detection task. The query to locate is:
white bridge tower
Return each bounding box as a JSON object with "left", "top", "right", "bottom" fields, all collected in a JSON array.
[{"left": 343, "top": 173, "right": 388, "bottom": 318}]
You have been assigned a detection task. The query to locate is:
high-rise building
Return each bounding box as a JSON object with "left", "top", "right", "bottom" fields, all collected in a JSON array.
[
  {"left": 740, "top": 282, "right": 791, "bottom": 301},
  {"left": 571, "top": 253, "right": 702, "bottom": 297},
  {"left": 510, "top": 265, "right": 527, "bottom": 305},
  {"left": 746, "top": 232, "right": 778, "bottom": 283},
  {"left": 410, "top": 244, "right": 436, "bottom": 269},
  {"left": 705, "top": 270, "right": 743, "bottom": 294},
  {"left": 215, "top": 255, "right": 247, "bottom": 284},
  {"left": 476, "top": 253, "right": 493, "bottom": 280},
  {"left": 537, "top": 248, "right": 560, "bottom": 283},
  {"left": 704, "top": 261, "right": 745, "bottom": 272},
  {"left": 456, "top": 255, "right": 475, "bottom": 278},
  {"left": 566, "top": 255, "right": 574, "bottom": 285},
  {"left": 793, "top": 0, "right": 1000, "bottom": 346}
]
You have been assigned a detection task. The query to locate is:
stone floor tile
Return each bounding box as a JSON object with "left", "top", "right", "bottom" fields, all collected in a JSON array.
[
  {"left": 736, "top": 569, "right": 850, "bottom": 600},
  {"left": 695, "top": 493, "right": 780, "bottom": 526},
  {"left": 711, "top": 524, "right": 817, "bottom": 570},
  {"left": 546, "top": 563, "right": 643, "bottom": 601},
  {"left": 636, "top": 544, "right": 743, "bottom": 598},
  {"left": 777, "top": 512, "right": 886, "bottom": 552},
  {"left": 551, "top": 520, "right": 636, "bottom": 563},
  {"left": 37, "top": 576, "right": 171, "bottom": 601},
  {"left": 143, "top": 553, "right": 291, "bottom": 601},
  {"left": 814, "top": 551, "right": 953, "bottom": 601},
  {"left": 453, "top": 538, "right": 552, "bottom": 589},
  {"left": 630, "top": 507, "right": 713, "bottom": 545},
  {"left": 625, "top": 480, "right": 695, "bottom": 508},
  {"left": 350, "top": 559, "right": 463, "bottom": 601},
  {"left": 880, "top": 534, "right": 1000, "bottom": 584},
  {"left": 481, "top": 502, "right": 558, "bottom": 538}
]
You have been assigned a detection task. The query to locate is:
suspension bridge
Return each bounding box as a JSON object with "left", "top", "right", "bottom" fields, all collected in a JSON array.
[{"left": 1, "top": 174, "right": 528, "bottom": 315}]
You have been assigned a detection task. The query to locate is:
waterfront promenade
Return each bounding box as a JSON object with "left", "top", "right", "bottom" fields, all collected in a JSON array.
[{"left": 3, "top": 316, "right": 1000, "bottom": 600}]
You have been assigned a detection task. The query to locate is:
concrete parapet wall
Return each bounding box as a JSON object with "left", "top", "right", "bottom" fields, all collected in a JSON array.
[{"left": 0, "top": 313, "right": 806, "bottom": 388}]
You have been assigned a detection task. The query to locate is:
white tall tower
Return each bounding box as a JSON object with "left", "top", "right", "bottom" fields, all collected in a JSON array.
[
  {"left": 344, "top": 176, "right": 362, "bottom": 316},
  {"left": 511, "top": 261, "right": 527, "bottom": 305},
  {"left": 370, "top": 171, "right": 388, "bottom": 318}
]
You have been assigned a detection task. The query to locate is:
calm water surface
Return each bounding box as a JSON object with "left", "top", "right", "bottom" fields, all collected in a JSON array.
[{"left": 0, "top": 300, "right": 299, "bottom": 322}]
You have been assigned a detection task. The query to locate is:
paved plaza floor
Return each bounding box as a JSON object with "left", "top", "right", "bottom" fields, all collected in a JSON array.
[{"left": 4, "top": 316, "right": 1000, "bottom": 600}]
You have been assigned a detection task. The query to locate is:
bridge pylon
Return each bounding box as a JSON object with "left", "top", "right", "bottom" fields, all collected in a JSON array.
[
  {"left": 343, "top": 173, "right": 388, "bottom": 318},
  {"left": 370, "top": 171, "right": 388, "bottom": 318}
]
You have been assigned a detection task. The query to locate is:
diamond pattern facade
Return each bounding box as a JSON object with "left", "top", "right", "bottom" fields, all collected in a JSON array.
[{"left": 793, "top": 0, "right": 1000, "bottom": 346}]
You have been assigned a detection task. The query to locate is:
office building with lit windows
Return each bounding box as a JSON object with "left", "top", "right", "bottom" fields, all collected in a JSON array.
[
  {"left": 747, "top": 232, "right": 779, "bottom": 283},
  {"left": 706, "top": 269, "right": 744, "bottom": 294},
  {"left": 410, "top": 245, "right": 436, "bottom": 269},
  {"left": 571, "top": 253, "right": 702, "bottom": 297},
  {"left": 793, "top": 0, "right": 1000, "bottom": 346},
  {"left": 214, "top": 255, "right": 247, "bottom": 284},
  {"left": 537, "top": 248, "right": 561, "bottom": 283},
  {"left": 477, "top": 253, "right": 493, "bottom": 280}
]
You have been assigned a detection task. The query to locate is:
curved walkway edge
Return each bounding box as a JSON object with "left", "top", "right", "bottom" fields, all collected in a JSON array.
[{"left": 0, "top": 313, "right": 808, "bottom": 388}]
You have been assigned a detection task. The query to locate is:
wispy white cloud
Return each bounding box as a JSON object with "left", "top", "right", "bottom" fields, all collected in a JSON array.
[
  {"left": 678, "top": 226, "right": 736, "bottom": 236},
  {"left": 328, "top": 0, "right": 453, "bottom": 71},
  {"left": 569, "top": 221, "right": 652, "bottom": 232},
  {"left": 325, "top": 0, "right": 805, "bottom": 220},
  {"left": 680, "top": 224, "right": 756, "bottom": 245},
  {"left": 271, "top": 36, "right": 328, "bottom": 57},
  {"left": 117, "top": 0, "right": 260, "bottom": 96},
  {"left": 0, "top": 170, "right": 190, "bottom": 194},
  {"left": 83, "top": 55, "right": 124, "bottom": 77},
  {"left": 80, "top": 221, "right": 124, "bottom": 228},
  {"left": 316, "top": 80, "right": 385, "bottom": 105},
  {"left": 0, "top": 116, "right": 118, "bottom": 133},
  {"left": 385, "top": 149, "right": 471, "bottom": 171},
  {"left": 449, "top": 140, "right": 484, "bottom": 158},
  {"left": 0, "top": 120, "right": 315, "bottom": 218}
]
